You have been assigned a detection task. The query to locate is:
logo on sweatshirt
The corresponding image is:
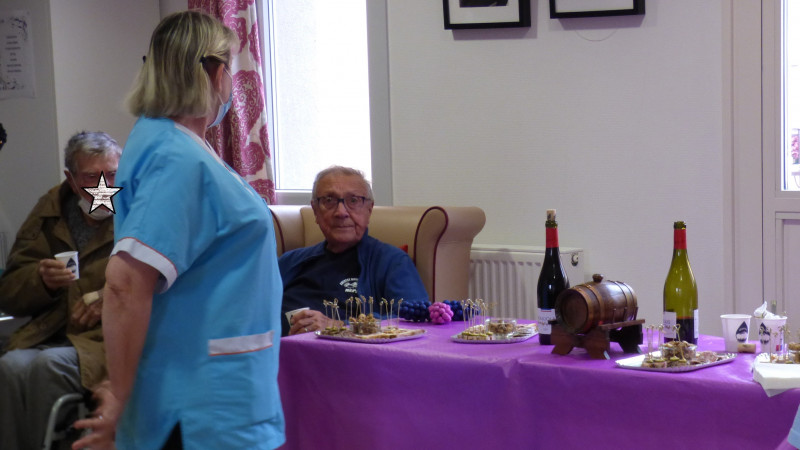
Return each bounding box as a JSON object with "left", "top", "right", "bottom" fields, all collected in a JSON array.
[{"left": 340, "top": 278, "right": 358, "bottom": 294}]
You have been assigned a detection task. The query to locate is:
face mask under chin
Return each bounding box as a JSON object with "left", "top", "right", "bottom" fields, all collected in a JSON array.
[{"left": 78, "top": 197, "right": 113, "bottom": 221}]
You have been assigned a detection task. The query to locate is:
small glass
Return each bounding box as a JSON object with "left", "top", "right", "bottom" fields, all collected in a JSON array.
[
  {"left": 485, "top": 318, "right": 517, "bottom": 339},
  {"left": 659, "top": 341, "right": 696, "bottom": 360},
  {"left": 350, "top": 314, "right": 381, "bottom": 335},
  {"left": 762, "top": 316, "right": 787, "bottom": 354}
]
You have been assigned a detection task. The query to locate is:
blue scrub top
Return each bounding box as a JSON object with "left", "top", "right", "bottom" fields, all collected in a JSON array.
[
  {"left": 789, "top": 405, "right": 800, "bottom": 448},
  {"left": 111, "top": 117, "right": 285, "bottom": 449}
]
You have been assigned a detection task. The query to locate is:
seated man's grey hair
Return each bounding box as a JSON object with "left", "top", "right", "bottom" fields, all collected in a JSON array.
[
  {"left": 312, "top": 166, "right": 374, "bottom": 201},
  {"left": 64, "top": 131, "right": 122, "bottom": 174}
]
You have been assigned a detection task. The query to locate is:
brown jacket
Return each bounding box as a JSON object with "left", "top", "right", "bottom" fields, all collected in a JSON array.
[{"left": 0, "top": 182, "right": 113, "bottom": 389}]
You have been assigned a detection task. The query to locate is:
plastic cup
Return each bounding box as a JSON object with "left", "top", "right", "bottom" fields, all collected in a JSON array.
[
  {"left": 54, "top": 251, "right": 79, "bottom": 280},
  {"left": 285, "top": 307, "right": 309, "bottom": 325},
  {"left": 761, "top": 315, "right": 788, "bottom": 353},
  {"left": 720, "top": 314, "right": 751, "bottom": 352}
]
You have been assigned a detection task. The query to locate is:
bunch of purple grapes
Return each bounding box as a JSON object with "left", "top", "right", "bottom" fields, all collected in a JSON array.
[
  {"left": 428, "top": 302, "right": 454, "bottom": 324},
  {"left": 399, "top": 300, "right": 431, "bottom": 322},
  {"left": 443, "top": 301, "right": 464, "bottom": 321},
  {"left": 443, "top": 300, "right": 481, "bottom": 321}
]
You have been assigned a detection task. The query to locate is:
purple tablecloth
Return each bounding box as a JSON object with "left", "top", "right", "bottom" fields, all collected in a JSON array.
[{"left": 277, "top": 322, "right": 800, "bottom": 450}]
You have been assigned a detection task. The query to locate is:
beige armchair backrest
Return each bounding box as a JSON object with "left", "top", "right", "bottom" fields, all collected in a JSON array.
[{"left": 269, "top": 205, "right": 486, "bottom": 303}]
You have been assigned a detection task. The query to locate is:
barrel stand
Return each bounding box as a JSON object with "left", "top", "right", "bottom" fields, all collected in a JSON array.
[{"left": 550, "top": 319, "right": 645, "bottom": 360}]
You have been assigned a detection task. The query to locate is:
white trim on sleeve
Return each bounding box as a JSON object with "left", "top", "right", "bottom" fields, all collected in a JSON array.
[
  {"left": 208, "top": 330, "right": 275, "bottom": 356},
  {"left": 112, "top": 237, "right": 177, "bottom": 293}
]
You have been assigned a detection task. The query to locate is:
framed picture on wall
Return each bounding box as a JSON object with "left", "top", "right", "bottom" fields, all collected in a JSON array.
[
  {"left": 443, "top": 0, "right": 531, "bottom": 30},
  {"left": 549, "top": 0, "right": 645, "bottom": 19}
]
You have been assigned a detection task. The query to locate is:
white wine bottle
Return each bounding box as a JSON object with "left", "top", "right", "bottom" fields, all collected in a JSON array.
[
  {"left": 537, "top": 209, "right": 569, "bottom": 345},
  {"left": 663, "top": 221, "right": 698, "bottom": 344}
]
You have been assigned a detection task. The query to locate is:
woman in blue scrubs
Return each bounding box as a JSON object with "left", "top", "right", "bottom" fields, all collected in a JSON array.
[{"left": 73, "top": 11, "right": 284, "bottom": 449}]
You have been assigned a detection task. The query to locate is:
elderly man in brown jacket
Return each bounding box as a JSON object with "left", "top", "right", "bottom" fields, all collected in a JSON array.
[{"left": 0, "top": 131, "right": 120, "bottom": 450}]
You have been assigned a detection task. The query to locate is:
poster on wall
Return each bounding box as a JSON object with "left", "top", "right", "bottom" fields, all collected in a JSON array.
[{"left": 0, "top": 10, "right": 35, "bottom": 100}]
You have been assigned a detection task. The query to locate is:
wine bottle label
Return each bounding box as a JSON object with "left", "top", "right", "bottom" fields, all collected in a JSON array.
[
  {"left": 538, "top": 308, "right": 555, "bottom": 334},
  {"left": 546, "top": 228, "right": 559, "bottom": 248},
  {"left": 663, "top": 311, "right": 698, "bottom": 344},
  {"left": 663, "top": 311, "right": 677, "bottom": 339}
]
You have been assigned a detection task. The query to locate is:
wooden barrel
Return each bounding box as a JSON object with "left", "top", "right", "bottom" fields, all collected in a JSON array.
[{"left": 555, "top": 274, "right": 638, "bottom": 334}]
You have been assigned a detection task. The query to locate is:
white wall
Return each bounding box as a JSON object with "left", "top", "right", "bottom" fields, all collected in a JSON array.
[
  {"left": 50, "top": 0, "right": 157, "bottom": 157},
  {"left": 0, "top": 0, "right": 59, "bottom": 254},
  {"left": 0, "top": 0, "right": 158, "bottom": 259},
  {"left": 160, "top": 0, "right": 186, "bottom": 17},
  {"left": 386, "top": 0, "right": 726, "bottom": 334}
]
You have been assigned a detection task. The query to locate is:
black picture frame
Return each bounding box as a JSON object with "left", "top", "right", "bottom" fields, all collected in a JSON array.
[
  {"left": 443, "top": 0, "right": 531, "bottom": 30},
  {"left": 549, "top": 0, "right": 645, "bottom": 19}
]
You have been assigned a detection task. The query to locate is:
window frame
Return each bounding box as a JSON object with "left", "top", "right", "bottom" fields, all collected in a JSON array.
[{"left": 258, "top": 0, "right": 392, "bottom": 206}]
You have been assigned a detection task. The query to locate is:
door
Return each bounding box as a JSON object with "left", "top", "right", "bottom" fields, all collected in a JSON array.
[
  {"left": 730, "top": 0, "right": 800, "bottom": 325},
  {"left": 763, "top": 0, "right": 800, "bottom": 322}
]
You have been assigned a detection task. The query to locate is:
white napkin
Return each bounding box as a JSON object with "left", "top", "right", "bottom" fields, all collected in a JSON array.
[
  {"left": 754, "top": 301, "right": 768, "bottom": 318},
  {"left": 752, "top": 353, "right": 800, "bottom": 397},
  {"left": 753, "top": 301, "right": 782, "bottom": 320}
]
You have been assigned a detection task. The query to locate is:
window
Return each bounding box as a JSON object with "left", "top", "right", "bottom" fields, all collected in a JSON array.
[
  {"left": 259, "top": 0, "right": 374, "bottom": 203},
  {"left": 782, "top": 0, "right": 800, "bottom": 190}
]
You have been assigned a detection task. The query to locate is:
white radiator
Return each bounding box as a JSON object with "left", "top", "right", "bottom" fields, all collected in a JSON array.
[{"left": 469, "top": 244, "right": 585, "bottom": 320}]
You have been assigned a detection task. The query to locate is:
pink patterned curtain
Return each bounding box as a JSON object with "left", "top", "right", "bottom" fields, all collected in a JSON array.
[{"left": 188, "top": 0, "right": 275, "bottom": 204}]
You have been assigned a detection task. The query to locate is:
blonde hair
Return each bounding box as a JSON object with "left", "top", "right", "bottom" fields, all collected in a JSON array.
[{"left": 126, "top": 10, "right": 236, "bottom": 118}]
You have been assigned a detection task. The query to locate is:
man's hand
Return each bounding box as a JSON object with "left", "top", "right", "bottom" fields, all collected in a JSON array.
[
  {"left": 289, "top": 309, "right": 342, "bottom": 335},
  {"left": 71, "top": 296, "right": 103, "bottom": 331},
  {"left": 38, "top": 258, "right": 75, "bottom": 290}
]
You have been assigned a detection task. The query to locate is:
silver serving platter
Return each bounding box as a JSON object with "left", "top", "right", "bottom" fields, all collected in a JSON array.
[
  {"left": 451, "top": 324, "right": 538, "bottom": 344},
  {"left": 615, "top": 351, "right": 736, "bottom": 373},
  {"left": 315, "top": 328, "right": 426, "bottom": 344}
]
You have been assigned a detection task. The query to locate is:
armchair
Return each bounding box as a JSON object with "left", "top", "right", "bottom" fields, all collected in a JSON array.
[{"left": 269, "top": 205, "right": 486, "bottom": 303}]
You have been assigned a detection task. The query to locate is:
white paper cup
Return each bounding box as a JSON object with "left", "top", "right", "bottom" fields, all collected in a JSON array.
[
  {"left": 761, "top": 316, "right": 788, "bottom": 353},
  {"left": 54, "top": 251, "right": 79, "bottom": 280},
  {"left": 285, "top": 307, "right": 309, "bottom": 325},
  {"left": 720, "top": 314, "right": 751, "bottom": 352},
  {"left": 753, "top": 317, "right": 770, "bottom": 352}
]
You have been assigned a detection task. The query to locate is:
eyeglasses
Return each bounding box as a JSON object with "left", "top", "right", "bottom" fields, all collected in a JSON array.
[
  {"left": 316, "top": 195, "right": 371, "bottom": 211},
  {"left": 74, "top": 171, "right": 116, "bottom": 187}
]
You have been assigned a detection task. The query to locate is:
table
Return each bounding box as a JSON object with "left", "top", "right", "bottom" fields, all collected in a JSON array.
[{"left": 278, "top": 321, "right": 800, "bottom": 450}]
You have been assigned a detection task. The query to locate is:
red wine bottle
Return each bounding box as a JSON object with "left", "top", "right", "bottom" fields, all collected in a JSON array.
[{"left": 537, "top": 209, "right": 570, "bottom": 345}]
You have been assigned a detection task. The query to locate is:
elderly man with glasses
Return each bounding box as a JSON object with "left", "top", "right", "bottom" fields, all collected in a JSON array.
[{"left": 279, "top": 166, "right": 428, "bottom": 336}]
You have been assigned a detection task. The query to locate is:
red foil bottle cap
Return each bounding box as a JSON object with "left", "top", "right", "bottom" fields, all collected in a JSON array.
[
  {"left": 546, "top": 227, "right": 559, "bottom": 248},
  {"left": 673, "top": 228, "right": 687, "bottom": 250}
]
